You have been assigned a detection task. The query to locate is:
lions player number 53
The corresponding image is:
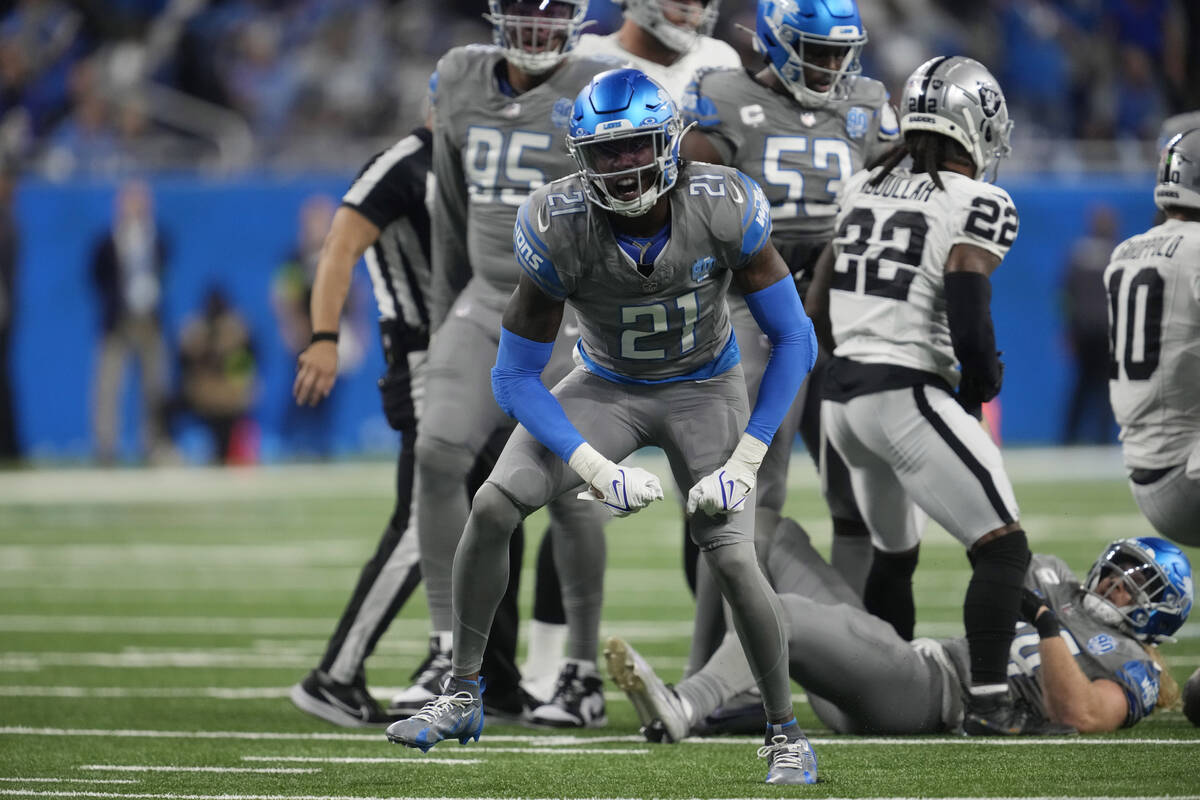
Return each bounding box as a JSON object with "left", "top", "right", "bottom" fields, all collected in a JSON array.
[
  {"left": 762, "top": 136, "right": 852, "bottom": 219},
  {"left": 465, "top": 127, "right": 552, "bottom": 205}
]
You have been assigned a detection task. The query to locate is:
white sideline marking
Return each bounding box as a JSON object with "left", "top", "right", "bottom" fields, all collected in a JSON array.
[
  {"left": 78, "top": 768, "right": 318, "bottom": 775},
  {"left": 3, "top": 727, "right": 1199, "bottom": 747},
  {"left": 0, "top": 447, "right": 1129, "bottom": 506},
  {"left": 0, "top": 781, "right": 137, "bottom": 786}
]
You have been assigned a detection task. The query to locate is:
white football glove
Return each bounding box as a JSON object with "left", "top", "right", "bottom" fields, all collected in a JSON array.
[
  {"left": 687, "top": 434, "right": 769, "bottom": 517},
  {"left": 568, "top": 443, "right": 663, "bottom": 518}
]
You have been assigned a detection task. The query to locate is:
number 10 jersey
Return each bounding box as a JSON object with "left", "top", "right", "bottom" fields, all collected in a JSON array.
[
  {"left": 828, "top": 167, "right": 1019, "bottom": 389},
  {"left": 1104, "top": 218, "right": 1200, "bottom": 469}
]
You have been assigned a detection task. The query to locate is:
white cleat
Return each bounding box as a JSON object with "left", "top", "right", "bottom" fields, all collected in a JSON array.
[{"left": 603, "top": 636, "right": 690, "bottom": 743}]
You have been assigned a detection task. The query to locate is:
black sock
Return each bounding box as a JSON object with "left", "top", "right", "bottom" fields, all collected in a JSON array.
[
  {"left": 863, "top": 546, "right": 919, "bottom": 641},
  {"left": 964, "top": 529, "right": 1030, "bottom": 686}
]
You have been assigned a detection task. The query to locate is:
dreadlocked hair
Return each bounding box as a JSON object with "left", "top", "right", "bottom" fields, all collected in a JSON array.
[{"left": 868, "top": 131, "right": 975, "bottom": 192}]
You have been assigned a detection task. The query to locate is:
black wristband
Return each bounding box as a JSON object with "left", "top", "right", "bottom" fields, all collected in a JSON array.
[
  {"left": 1033, "top": 609, "right": 1061, "bottom": 640},
  {"left": 310, "top": 331, "right": 339, "bottom": 344}
]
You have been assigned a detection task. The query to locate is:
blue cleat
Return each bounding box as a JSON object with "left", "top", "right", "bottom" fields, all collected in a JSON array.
[
  {"left": 384, "top": 682, "right": 484, "bottom": 753},
  {"left": 758, "top": 731, "right": 818, "bottom": 785}
]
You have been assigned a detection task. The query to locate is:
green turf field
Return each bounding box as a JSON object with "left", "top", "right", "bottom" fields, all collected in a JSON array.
[{"left": 1, "top": 450, "right": 1197, "bottom": 799}]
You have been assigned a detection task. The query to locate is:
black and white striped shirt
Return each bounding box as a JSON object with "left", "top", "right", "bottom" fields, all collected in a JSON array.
[{"left": 342, "top": 127, "right": 433, "bottom": 352}]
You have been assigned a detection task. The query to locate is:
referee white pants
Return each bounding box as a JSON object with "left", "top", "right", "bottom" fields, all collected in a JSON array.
[{"left": 821, "top": 384, "right": 1020, "bottom": 553}]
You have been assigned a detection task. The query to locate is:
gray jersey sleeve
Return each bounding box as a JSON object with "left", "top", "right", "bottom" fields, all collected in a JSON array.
[
  {"left": 680, "top": 66, "right": 742, "bottom": 165},
  {"left": 429, "top": 51, "right": 474, "bottom": 329}
]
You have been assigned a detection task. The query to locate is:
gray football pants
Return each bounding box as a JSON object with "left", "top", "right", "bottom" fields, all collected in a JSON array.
[
  {"left": 453, "top": 365, "right": 795, "bottom": 722},
  {"left": 677, "top": 520, "right": 945, "bottom": 734},
  {"left": 1129, "top": 440, "right": 1200, "bottom": 546},
  {"left": 415, "top": 283, "right": 607, "bottom": 645},
  {"left": 686, "top": 299, "right": 872, "bottom": 676}
]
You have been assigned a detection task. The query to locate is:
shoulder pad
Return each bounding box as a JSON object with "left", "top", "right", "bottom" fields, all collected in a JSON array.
[{"left": 844, "top": 76, "right": 890, "bottom": 107}]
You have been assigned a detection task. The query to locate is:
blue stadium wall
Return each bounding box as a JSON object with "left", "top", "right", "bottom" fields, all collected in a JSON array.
[{"left": 10, "top": 172, "right": 1156, "bottom": 462}]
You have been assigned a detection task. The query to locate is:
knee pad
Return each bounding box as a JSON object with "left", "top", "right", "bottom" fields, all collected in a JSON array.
[
  {"left": 415, "top": 434, "right": 476, "bottom": 483},
  {"left": 469, "top": 482, "right": 523, "bottom": 534}
]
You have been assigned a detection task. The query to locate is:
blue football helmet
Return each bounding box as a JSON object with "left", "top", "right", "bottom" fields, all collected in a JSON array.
[
  {"left": 566, "top": 68, "right": 684, "bottom": 217},
  {"left": 752, "top": 0, "right": 867, "bottom": 107},
  {"left": 1082, "top": 537, "right": 1193, "bottom": 644},
  {"left": 486, "top": 0, "right": 589, "bottom": 75}
]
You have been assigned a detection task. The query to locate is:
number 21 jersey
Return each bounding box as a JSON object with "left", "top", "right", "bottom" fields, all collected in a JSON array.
[
  {"left": 829, "top": 167, "right": 1018, "bottom": 389},
  {"left": 1105, "top": 218, "right": 1200, "bottom": 469}
]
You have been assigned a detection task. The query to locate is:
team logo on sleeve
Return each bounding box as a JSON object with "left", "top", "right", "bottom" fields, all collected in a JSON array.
[
  {"left": 552, "top": 97, "right": 573, "bottom": 129},
  {"left": 691, "top": 256, "right": 715, "bottom": 282},
  {"left": 1086, "top": 633, "right": 1116, "bottom": 655},
  {"left": 845, "top": 107, "right": 869, "bottom": 139}
]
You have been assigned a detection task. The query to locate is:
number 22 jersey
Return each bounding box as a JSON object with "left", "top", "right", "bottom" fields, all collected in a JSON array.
[{"left": 828, "top": 167, "right": 1019, "bottom": 390}]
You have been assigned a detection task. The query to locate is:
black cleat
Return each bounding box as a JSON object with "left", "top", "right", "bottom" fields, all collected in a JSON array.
[
  {"left": 290, "top": 670, "right": 398, "bottom": 728},
  {"left": 962, "top": 693, "right": 1075, "bottom": 736}
]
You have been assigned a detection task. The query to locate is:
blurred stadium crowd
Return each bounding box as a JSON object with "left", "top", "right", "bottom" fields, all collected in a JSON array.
[{"left": 0, "top": 0, "right": 1196, "bottom": 176}]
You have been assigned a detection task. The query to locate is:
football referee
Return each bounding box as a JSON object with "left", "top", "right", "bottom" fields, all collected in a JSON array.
[{"left": 290, "top": 113, "right": 529, "bottom": 727}]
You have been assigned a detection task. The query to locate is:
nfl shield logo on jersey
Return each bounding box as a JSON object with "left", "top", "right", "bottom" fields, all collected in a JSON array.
[
  {"left": 846, "top": 107, "right": 869, "bottom": 139},
  {"left": 691, "top": 256, "right": 715, "bottom": 282},
  {"left": 552, "top": 97, "right": 573, "bottom": 129},
  {"left": 1086, "top": 633, "right": 1117, "bottom": 655}
]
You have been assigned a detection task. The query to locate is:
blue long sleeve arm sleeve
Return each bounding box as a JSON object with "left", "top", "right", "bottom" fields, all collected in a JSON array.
[
  {"left": 743, "top": 275, "right": 818, "bottom": 445},
  {"left": 491, "top": 327, "right": 586, "bottom": 464}
]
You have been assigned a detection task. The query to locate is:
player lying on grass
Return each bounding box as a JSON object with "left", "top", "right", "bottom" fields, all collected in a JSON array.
[{"left": 608, "top": 521, "right": 1193, "bottom": 737}]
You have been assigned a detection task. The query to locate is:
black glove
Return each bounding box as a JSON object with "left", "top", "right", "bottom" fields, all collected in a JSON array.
[
  {"left": 1020, "top": 588, "right": 1060, "bottom": 639},
  {"left": 378, "top": 363, "right": 416, "bottom": 432},
  {"left": 958, "top": 354, "right": 1004, "bottom": 407}
]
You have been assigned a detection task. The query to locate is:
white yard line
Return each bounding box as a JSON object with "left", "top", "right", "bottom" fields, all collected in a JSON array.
[
  {"left": 77, "top": 768, "right": 316, "bottom": 775},
  {"left": 243, "top": 747, "right": 647, "bottom": 758},
  {"left": 242, "top": 758, "right": 478, "bottom": 765},
  {"left": 2, "top": 727, "right": 1198, "bottom": 747},
  {"left": 0, "top": 782, "right": 137, "bottom": 786}
]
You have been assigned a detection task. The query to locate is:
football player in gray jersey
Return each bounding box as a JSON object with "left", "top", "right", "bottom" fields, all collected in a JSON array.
[
  {"left": 607, "top": 528, "right": 1192, "bottom": 737},
  {"left": 681, "top": 0, "right": 897, "bottom": 606},
  {"left": 388, "top": 68, "right": 820, "bottom": 786},
  {"left": 806, "top": 56, "right": 1040, "bottom": 735},
  {"left": 522, "top": 0, "right": 742, "bottom": 704},
  {"left": 1105, "top": 129, "right": 1200, "bottom": 547},
  {"left": 392, "top": 0, "right": 623, "bottom": 727},
  {"left": 675, "top": 0, "right": 896, "bottom": 700}
]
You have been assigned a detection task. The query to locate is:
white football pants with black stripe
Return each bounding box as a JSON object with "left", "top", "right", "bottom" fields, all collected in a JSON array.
[
  {"left": 821, "top": 384, "right": 1020, "bottom": 551},
  {"left": 1128, "top": 441, "right": 1200, "bottom": 547}
]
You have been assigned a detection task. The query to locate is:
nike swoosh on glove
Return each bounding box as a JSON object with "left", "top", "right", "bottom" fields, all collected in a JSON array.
[
  {"left": 568, "top": 442, "right": 663, "bottom": 517},
  {"left": 687, "top": 433, "right": 768, "bottom": 517}
]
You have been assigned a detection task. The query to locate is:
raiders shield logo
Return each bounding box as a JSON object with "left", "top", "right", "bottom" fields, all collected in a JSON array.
[{"left": 978, "top": 85, "right": 1002, "bottom": 118}]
